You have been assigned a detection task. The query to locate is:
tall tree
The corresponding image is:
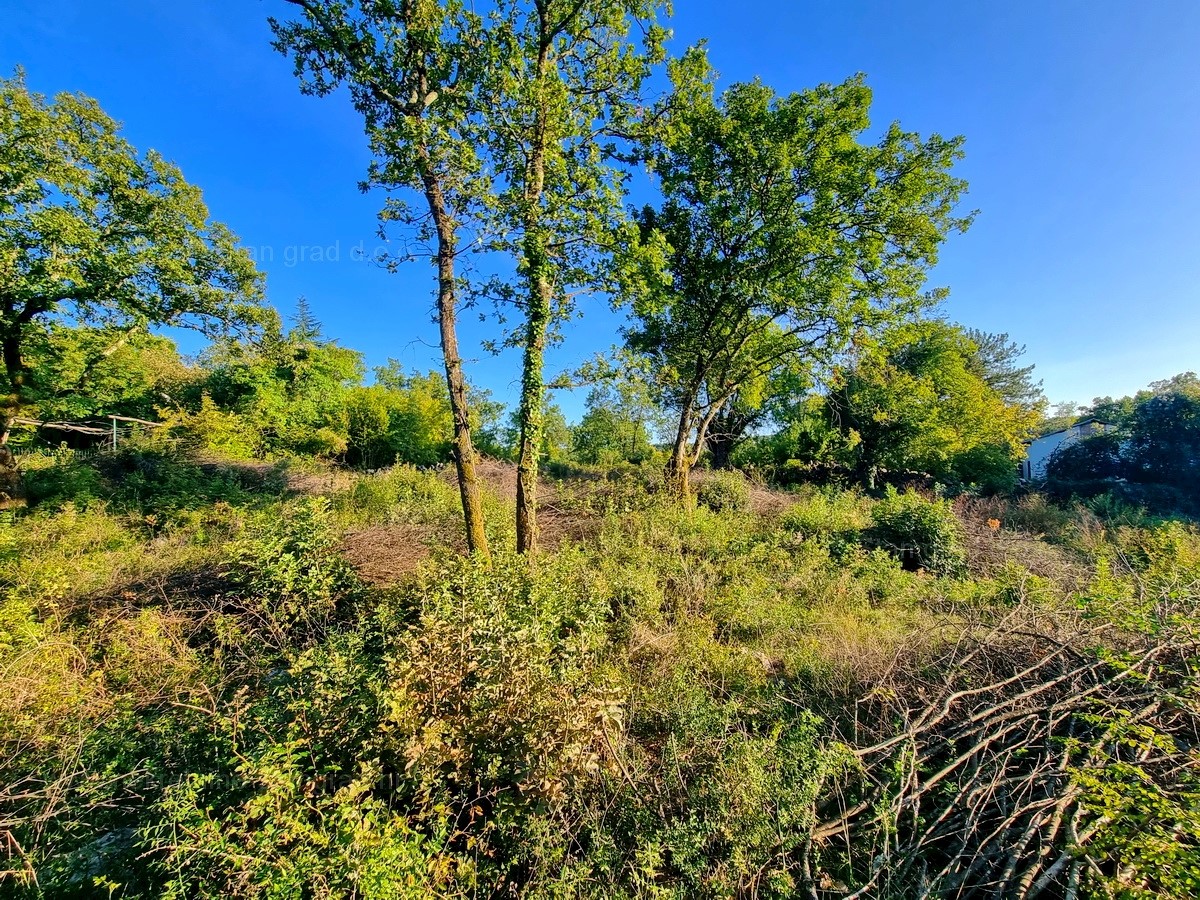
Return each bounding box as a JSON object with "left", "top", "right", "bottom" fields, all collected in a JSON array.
[
  {"left": 1107, "top": 374, "right": 1200, "bottom": 492},
  {"left": 478, "top": 0, "right": 667, "bottom": 552},
  {"left": 964, "top": 328, "right": 1045, "bottom": 413},
  {"left": 0, "top": 73, "right": 263, "bottom": 494},
  {"left": 625, "top": 77, "right": 972, "bottom": 498},
  {"left": 272, "top": 0, "right": 667, "bottom": 554},
  {"left": 704, "top": 359, "right": 811, "bottom": 470},
  {"left": 271, "top": 0, "right": 494, "bottom": 557},
  {"left": 827, "top": 320, "right": 1038, "bottom": 489}
]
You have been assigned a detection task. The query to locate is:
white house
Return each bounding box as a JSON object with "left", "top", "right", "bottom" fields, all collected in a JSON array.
[{"left": 1021, "top": 417, "right": 1110, "bottom": 481}]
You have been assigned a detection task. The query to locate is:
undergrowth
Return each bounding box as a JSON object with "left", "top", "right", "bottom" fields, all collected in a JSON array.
[{"left": 2, "top": 449, "right": 1198, "bottom": 899}]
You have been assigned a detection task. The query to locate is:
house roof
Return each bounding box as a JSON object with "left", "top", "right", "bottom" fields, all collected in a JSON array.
[{"left": 1026, "top": 416, "right": 1111, "bottom": 445}]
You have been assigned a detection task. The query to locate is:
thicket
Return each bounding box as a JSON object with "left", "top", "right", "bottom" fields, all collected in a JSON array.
[{"left": 1046, "top": 374, "right": 1200, "bottom": 516}]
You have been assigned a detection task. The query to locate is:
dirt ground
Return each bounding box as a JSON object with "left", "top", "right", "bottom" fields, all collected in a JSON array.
[{"left": 339, "top": 460, "right": 796, "bottom": 586}]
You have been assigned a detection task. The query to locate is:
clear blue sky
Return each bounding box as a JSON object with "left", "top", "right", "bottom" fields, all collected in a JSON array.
[{"left": 3, "top": 1, "right": 1198, "bottom": 417}]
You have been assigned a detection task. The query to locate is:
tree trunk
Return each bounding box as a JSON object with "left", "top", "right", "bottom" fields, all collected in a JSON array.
[
  {"left": 665, "top": 403, "right": 694, "bottom": 502},
  {"left": 515, "top": 228, "right": 552, "bottom": 554},
  {"left": 420, "top": 168, "right": 490, "bottom": 559},
  {"left": 707, "top": 431, "right": 735, "bottom": 470},
  {"left": 1, "top": 329, "right": 26, "bottom": 506},
  {"left": 514, "top": 32, "right": 553, "bottom": 556}
]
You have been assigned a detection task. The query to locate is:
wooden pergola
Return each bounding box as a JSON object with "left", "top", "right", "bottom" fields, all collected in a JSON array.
[{"left": 11, "top": 414, "right": 165, "bottom": 450}]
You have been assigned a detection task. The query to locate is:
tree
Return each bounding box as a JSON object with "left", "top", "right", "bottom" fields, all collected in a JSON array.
[
  {"left": 1124, "top": 380, "right": 1200, "bottom": 491},
  {"left": 704, "top": 360, "right": 811, "bottom": 470},
  {"left": 271, "top": 0, "right": 495, "bottom": 557},
  {"left": 199, "top": 312, "right": 363, "bottom": 458},
  {"left": 17, "top": 324, "right": 196, "bottom": 424},
  {"left": 495, "top": 398, "right": 572, "bottom": 464},
  {"left": 0, "top": 73, "right": 264, "bottom": 464},
  {"left": 1044, "top": 374, "right": 1200, "bottom": 509},
  {"left": 1045, "top": 432, "right": 1126, "bottom": 484},
  {"left": 964, "top": 329, "right": 1045, "bottom": 413},
  {"left": 625, "top": 76, "right": 972, "bottom": 498},
  {"left": 827, "top": 320, "right": 1037, "bottom": 490},
  {"left": 271, "top": 0, "right": 667, "bottom": 554},
  {"left": 1039, "top": 401, "right": 1080, "bottom": 436},
  {"left": 358, "top": 363, "right": 456, "bottom": 467},
  {"left": 476, "top": 0, "right": 667, "bottom": 552},
  {"left": 572, "top": 376, "right": 664, "bottom": 465}
]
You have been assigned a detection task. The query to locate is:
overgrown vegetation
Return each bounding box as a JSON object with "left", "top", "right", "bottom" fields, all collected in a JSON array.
[
  {"left": 1046, "top": 372, "right": 1200, "bottom": 515},
  {"left": 3, "top": 10, "right": 1198, "bottom": 899},
  {"left": 4, "top": 448, "right": 1198, "bottom": 899}
]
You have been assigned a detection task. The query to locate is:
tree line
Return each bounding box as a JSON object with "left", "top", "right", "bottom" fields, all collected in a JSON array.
[{"left": 1, "top": 2, "right": 1077, "bottom": 543}]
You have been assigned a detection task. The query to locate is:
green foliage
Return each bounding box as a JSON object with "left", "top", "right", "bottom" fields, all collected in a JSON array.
[
  {"left": 165, "top": 393, "right": 260, "bottom": 459},
  {"left": 195, "top": 313, "right": 363, "bottom": 460},
  {"left": 331, "top": 465, "right": 461, "bottom": 527},
  {"left": 492, "top": 398, "right": 573, "bottom": 463},
  {"left": 696, "top": 469, "right": 751, "bottom": 513},
  {"left": 1125, "top": 379, "right": 1200, "bottom": 490},
  {"left": 625, "top": 74, "right": 972, "bottom": 492},
  {"left": 1046, "top": 373, "right": 1200, "bottom": 514},
  {"left": 23, "top": 446, "right": 278, "bottom": 519},
  {"left": 20, "top": 325, "right": 199, "bottom": 422},
  {"left": 353, "top": 364, "right": 458, "bottom": 468},
  {"left": 225, "top": 496, "right": 362, "bottom": 644},
  {"left": 779, "top": 486, "right": 873, "bottom": 559},
  {"left": 963, "top": 328, "right": 1046, "bottom": 414},
  {"left": 826, "top": 319, "right": 1037, "bottom": 490},
  {"left": 156, "top": 765, "right": 452, "bottom": 900},
  {"left": 571, "top": 373, "right": 665, "bottom": 466},
  {"left": 8, "top": 458, "right": 1200, "bottom": 898},
  {"left": 1046, "top": 431, "right": 1126, "bottom": 482},
  {"left": 869, "top": 486, "right": 966, "bottom": 576},
  {"left": 0, "top": 72, "right": 265, "bottom": 433}
]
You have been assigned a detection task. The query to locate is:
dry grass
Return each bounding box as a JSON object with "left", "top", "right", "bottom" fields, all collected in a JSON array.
[
  {"left": 955, "top": 496, "right": 1090, "bottom": 592},
  {"left": 340, "top": 523, "right": 454, "bottom": 586}
]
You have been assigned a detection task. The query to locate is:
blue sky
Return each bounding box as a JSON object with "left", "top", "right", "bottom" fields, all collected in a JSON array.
[{"left": 3, "top": 0, "right": 1198, "bottom": 417}]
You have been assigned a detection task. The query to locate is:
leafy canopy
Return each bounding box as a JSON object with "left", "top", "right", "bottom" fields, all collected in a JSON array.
[
  {"left": 0, "top": 72, "right": 264, "bottom": 422},
  {"left": 827, "top": 319, "right": 1039, "bottom": 489},
  {"left": 624, "top": 75, "right": 972, "bottom": 488}
]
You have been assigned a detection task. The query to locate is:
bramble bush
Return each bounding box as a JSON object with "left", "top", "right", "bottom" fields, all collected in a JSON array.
[
  {"left": 868, "top": 486, "right": 966, "bottom": 575},
  {"left": 225, "top": 496, "right": 363, "bottom": 645},
  {"left": 4, "top": 447, "right": 1200, "bottom": 900},
  {"left": 696, "top": 469, "right": 751, "bottom": 513}
]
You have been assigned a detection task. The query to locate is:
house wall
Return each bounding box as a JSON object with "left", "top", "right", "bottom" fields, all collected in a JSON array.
[{"left": 1022, "top": 420, "right": 1109, "bottom": 481}]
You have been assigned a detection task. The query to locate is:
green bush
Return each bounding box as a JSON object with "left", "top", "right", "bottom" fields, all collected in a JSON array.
[
  {"left": 225, "top": 496, "right": 362, "bottom": 645},
  {"left": 869, "top": 486, "right": 965, "bottom": 576},
  {"left": 696, "top": 470, "right": 751, "bottom": 513},
  {"left": 780, "top": 486, "right": 870, "bottom": 549},
  {"left": 950, "top": 442, "right": 1019, "bottom": 494},
  {"left": 332, "top": 465, "right": 459, "bottom": 526}
]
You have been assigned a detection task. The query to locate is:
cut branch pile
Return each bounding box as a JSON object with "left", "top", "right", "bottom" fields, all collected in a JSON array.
[{"left": 814, "top": 613, "right": 1200, "bottom": 899}]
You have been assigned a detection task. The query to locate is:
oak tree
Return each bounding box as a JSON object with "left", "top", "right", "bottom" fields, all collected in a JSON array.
[
  {"left": 0, "top": 73, "right": 263, "bottom": 495},
  {"left": 272, "top": 0, "right": 496, "bottom": 556},
  {"left": 625, "top": 76, "right": 972, "bottom": 498}
]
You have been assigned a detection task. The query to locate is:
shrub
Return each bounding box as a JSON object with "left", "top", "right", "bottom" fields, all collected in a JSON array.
[
  {"left": 225, "top": 496, "right": 362, "bottom": 645},
  {"left": 332, "top": 465, "right": 459, "bottom": 526},
  {"left": 22, "top": 454, "right": 105, "bottom": 508},
  {"left": 950, "top": 442, "right": 1019, "bottom": 494},
  {"left": 1004, "top": 492, "right": 1075, "bottom": 535},
  {"left": 696, "top": 470, "right": 751, "bottom": 513},
  {"left": 869, "top": 486, "right": 965, "bottom": 576},
  {"left": 1046, "top": 432, "right": 1126, "bottom": 483}
]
